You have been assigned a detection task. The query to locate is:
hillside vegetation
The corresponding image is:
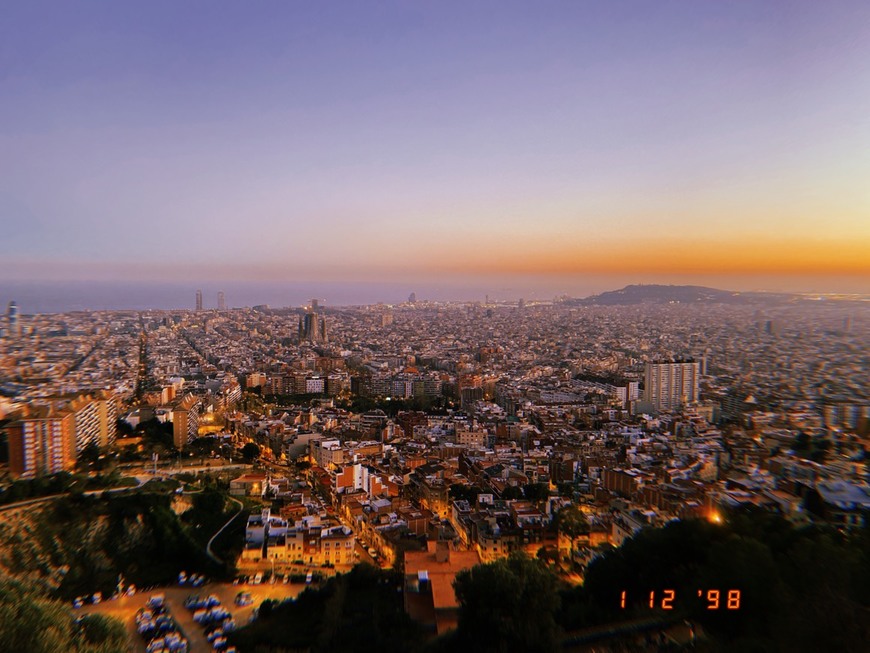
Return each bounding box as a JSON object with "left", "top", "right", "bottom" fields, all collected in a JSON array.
[
  {"left": 0, "top": 578, "right": 126, "bottom": 653},
  {"left": 0, "top": 490, "right": 227, "bottom": 600}
]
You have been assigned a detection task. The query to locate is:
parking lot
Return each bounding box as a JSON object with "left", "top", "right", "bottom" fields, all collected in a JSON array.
[{"left": 75, "top": 580, "right": 309, "bottom": 653}]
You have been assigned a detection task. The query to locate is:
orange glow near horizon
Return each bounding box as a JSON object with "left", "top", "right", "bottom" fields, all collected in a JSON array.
[
  {"left": 411, "top": 236, "right": 870, "bottom": 277},
  {"left": 1, "top": 235, "right": 868, "bottom": 287}
]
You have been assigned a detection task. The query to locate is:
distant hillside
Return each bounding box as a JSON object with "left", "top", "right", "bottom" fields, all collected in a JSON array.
[{"left": 570, "top": 284, "right": 793, "bottom": 306}]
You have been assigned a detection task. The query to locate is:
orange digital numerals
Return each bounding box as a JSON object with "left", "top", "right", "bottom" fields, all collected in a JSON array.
[
  {"left": 727, "top": 589, "right": 741, "bottom": 609},
  {"left": 706, "top": 589, "right": 720, "bottom": 610},
  {"left": 620, "top": 589, "right": 740, "bottom": 610}
]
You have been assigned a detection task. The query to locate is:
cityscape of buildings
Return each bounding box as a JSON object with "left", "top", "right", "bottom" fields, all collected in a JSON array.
[{"left": 2, "top": 291, "right": 867, "bottom": 590}]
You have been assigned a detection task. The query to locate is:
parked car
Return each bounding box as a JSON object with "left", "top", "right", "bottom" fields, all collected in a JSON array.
[{"left": 184, "top": 595, "right": 203, "bottom": 610}]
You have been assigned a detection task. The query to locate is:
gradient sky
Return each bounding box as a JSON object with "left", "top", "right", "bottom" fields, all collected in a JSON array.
[{"left": 1, "top": 1, "right": 868, "bottom": 296}]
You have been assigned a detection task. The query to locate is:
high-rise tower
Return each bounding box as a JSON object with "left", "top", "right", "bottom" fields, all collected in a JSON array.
[
  {"left": 7, "top": 301, "right": 19, "bottom": 338},
  {"left": 217, "top": 291, "right": 226, "bottom": 311},
  {"left": 643, "top": 360, "right": 700, "bottom": 412},
  {"left": 195, "top": 290, "right": 203, "bottom": 311}
]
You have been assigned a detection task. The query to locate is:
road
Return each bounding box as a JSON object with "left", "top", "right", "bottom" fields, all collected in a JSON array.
[
  {"left": 206, "top": 496, "right": 245, "bottom": 563},
  {"left": 76, "top": 581, "right": 308, "bottom": 653},
  {"left": 0, "top": 480, "right": 146, "bottom": 514}
]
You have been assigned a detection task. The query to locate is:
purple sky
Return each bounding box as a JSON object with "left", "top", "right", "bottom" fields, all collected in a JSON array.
[{"left": 1, "top": 1, "right": 868, "bottom": 298}]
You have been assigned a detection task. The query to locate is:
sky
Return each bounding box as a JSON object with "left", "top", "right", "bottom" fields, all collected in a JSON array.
[{"left": 1, "top": 1, "right": 869, "bottom": 306}]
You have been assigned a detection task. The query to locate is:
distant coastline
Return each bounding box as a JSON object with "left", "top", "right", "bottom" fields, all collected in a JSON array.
[
  {"left": 0, "top": 279, "right": 581, "bottom": 313},
  {"left": 2, "top": 278, "right": 867, "bottom": 314}
]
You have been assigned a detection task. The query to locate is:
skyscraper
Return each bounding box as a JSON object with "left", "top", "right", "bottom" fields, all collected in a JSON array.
[
  {"left": 217, "top": 291, "right": 226, "bottom": 311},
  {"left": 195, "top": 289, "right": 203, "bottom": 311},
  {"left": 7, "top": 301, "right": 19, "bottom": 338},
  {"left": 643, "top": 360, "right": 700, "bottom": 412}
]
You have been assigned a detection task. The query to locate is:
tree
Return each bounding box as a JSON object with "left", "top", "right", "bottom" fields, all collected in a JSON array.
[
  {"left": 501, "top": 485, "right": 523, "bottom": 500},
  {"left": 556, "top": 505, "right": 590, "bottom": 561},
  {"left": 137, "top": 418, "right": 175, "bottom": 451},
  {"left": 0, "top": 580, "right": 127, "bottom": 653},
  {"left": 192, "top": 489, "right": 226, "bottom": 515},
  {"left": 523, "top": 482, "right": 550, "bottom": 502},
  {"left": 453, "top": 553, "right": 561, "bottom": 653},
  {"left": 241, "top": 442, "right": 261, "bottom": 462},
  {"left": 450, "top": 484, "right": 481, "bottom": 504},
  {"left": 190, "top": 437, "right": 217, "bottom": 457},
  {"left": 792, "top": 431, "right": 811, "bottom": 455},
  {"left": 810, "top": 439, "right": 831, "bottom": 463},
  {"left": 77, "top": 442, "right": 102, "bottom": 472},
  {"left": 115, "top": 418, "right": 135, "bottom": 437}
]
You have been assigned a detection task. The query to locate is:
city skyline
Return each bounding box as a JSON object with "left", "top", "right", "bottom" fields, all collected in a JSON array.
[{"left": 2, "top": 1, "right": 868, "bottom": 295}]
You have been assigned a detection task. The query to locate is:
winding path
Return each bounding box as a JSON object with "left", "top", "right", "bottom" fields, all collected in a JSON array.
[{"left": 205, "top": 496, "right": 244, "bottom": 563}]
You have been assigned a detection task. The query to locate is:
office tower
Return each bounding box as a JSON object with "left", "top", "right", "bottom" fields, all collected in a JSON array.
[
  {"left": 218, "top": 291, "right": 226, "bottom": 311},
  {"left": 643, "top": 360, "right": 700, "bottom": 412},
  {"left": 311, "top": 298, "right": 319, "bottom": 311},
  {"left": 195, "top": 289, "right": 203, "bottom": 311},
  {"left": 8, "top": 409, "right": 76, "bottom": 478},
  {"left": 408, "top": 292, "right": 417, "bottom": 304},
  {"left": 7, "top": 301, "right": 19, "bottom": 338}
]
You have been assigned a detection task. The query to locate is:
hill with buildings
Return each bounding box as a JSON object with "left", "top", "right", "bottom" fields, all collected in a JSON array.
[{"left": 571, "top": 284, "right": 794, "bottom": 306}]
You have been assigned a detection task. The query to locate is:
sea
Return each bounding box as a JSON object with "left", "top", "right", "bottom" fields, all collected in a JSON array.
[
  {"left": 0, "top": 279, "right": 599, "bottom": 314},
  {"left": 2, "top": 275, "right": 862, "bottom": 314}
]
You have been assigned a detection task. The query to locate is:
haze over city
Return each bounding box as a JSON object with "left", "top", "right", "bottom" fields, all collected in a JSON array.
[{"left": 2, "top": 1, "right": 869, "bottom": 310}]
